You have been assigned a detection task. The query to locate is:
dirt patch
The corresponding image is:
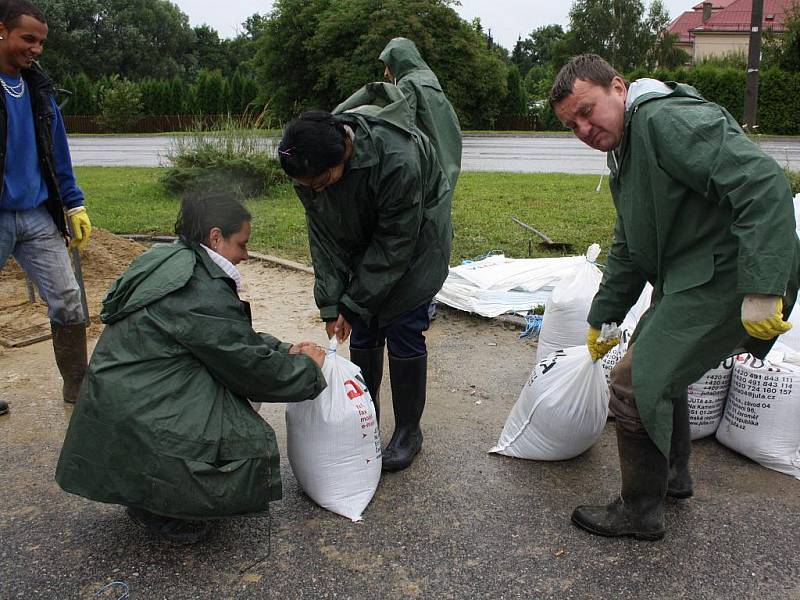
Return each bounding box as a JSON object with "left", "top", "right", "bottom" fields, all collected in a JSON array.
[{"left": 0, "top": 229, "right": 146, "bottom": 344}]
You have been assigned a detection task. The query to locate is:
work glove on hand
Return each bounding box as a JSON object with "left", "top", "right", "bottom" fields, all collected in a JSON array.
[
  {"left": 67, "top": 206, "right": 92, "bottom": 251},
  {"left": 586, "top": 326, "right": 620, "bottom": 362},
  {"left": 741, "top": 294, "right": 792, "bottom": 340}
]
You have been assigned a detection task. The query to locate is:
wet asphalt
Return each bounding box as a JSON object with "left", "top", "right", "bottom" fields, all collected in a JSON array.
[
  {"left": 66, "top": 134, "right": 800, "bottom": 174},
  {"left": 2, "top": 264, "right": 800, "bottom": 599}
]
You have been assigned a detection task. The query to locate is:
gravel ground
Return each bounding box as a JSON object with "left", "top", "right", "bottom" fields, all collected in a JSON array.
[{"left": 1, "top": 261, "right": 799, "bottom": 599}]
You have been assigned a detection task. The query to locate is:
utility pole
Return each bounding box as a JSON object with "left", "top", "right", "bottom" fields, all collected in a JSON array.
[{"left": 743, "top": 0, "right": 764, "bottom": 131}]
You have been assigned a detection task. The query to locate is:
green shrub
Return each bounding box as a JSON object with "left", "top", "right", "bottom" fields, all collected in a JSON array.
[
  {"left": 99, "top": 75, "right": 142, "bottom": 131},
  {"left": 162, "top": 156, "right": 287, "bottom": 199},
  {"left": 785, "top": 168, "right": 800, "bottom": 195},
  {"left": 162, "top": 115, "right": 287, "bottom": 199}
]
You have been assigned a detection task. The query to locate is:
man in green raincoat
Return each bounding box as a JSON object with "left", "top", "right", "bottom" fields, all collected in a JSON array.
[
  {"left": 336, "top": 37, "right": 461, "bottom": 193},
  {"left": 550, "top": 54, "right": 799, "bottom": 540},
  {"left": 278, "top": 84, "right": 452, "bottom": 472}
]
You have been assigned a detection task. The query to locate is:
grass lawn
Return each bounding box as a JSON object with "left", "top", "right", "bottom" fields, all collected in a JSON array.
[{"left": 75, "top": 166, "right": 617, "bottom": 265}]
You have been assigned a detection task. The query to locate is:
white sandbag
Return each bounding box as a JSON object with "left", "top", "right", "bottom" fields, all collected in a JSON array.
[
  {"left": 794, "top": 193, "right": 800, "bottom": 238},
  {"left": 775, "top": 301, "right": 800, "bottom": 353},
  {"left": 716, "top": 354, "right": 800, "bottom": 480},
  {"left": 536, "top": 245, "right": 603, "bottom": 361},
  {"left": 490, "top": 345, "right": 609, "bottom": 461},
  {"left": 688, "top": 358, "right": 734, "bottom": 440},
  {"left": 286, "top": 339, "right": 381, "bottom": 521}
]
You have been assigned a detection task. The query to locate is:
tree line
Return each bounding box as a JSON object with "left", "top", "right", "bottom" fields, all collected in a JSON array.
[
  {"left": 30, "top": 0, "right": 800, "bottom": 132},
  {"left": 60, "top": 70, "right": 260, "bottom": 117}
]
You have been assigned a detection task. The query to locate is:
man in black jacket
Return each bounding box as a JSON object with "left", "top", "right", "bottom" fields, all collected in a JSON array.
[{"left": 0, "top": 0, "right": 92, "bottom": 412}]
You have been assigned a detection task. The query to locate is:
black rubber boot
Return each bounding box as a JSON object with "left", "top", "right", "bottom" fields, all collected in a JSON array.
[
  {"left": 349, "top": 345, "right": 384, "bottom": 423},
  {"left": 51, "top": 323, "right": 88, "bottom": 404},
  {"left": 667, "top": 393, "right": 693, "bottom": 499},
  {"left": 0, "top": 399, "right": 8, "bottom": 416},
  {"left": 382, "top": 354, "right": 427, "bottom": 472},
  {"left": 571, "top": 425, "right": 668, "bottom": 541}
]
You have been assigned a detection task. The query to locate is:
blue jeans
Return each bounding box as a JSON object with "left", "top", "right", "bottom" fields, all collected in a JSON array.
[
  {"left": 350, "top": 301, "right": 431, "bottom": 358},
  {"left": 0, "top": 206, "right": 84, "bottom": 325}
]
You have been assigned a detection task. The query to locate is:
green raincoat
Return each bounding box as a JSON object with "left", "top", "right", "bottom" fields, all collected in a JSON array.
[
  {"left": 55, "top": 242, "right": 325, "bottom": 519},
  {"left": 588, "top": 82, "right": 800, "bottom": 457},
  {"left": 336, "top": 37, "right": 462, "bottom": 191},
  {"left": 296, "top": 85, "right": 453, "bottom": 328}
]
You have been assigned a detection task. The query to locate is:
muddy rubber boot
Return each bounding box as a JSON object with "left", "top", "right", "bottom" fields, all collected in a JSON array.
[
  {"left": 349, "top": 345, "right": 384, "bottom": 423},
  {"left": 51, "top": 322, "right": 88, "bottom": 404},
  {"left": 0, "top": 400, "right": 8, "bottom": 416},
  {"left": 667, "top": 393, "right": 693, "bottom": 499},
  {"left": 382, "top": 354, "right": 427, "bottom": 472},
  {"left": 571, "top": 425, "right": 668, "bottom": 541}
]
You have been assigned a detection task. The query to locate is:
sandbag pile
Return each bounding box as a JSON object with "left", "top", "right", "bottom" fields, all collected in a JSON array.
[
  {"left": 716, "top": 353, "right": 800, "bottom": 480},
  {"left": 286, "top": 339, "right": 381, "bottom": 521},
  {"left": 490, "top": 345, "right": 609, "bottom": 461},
  {"left": 435, "top": 253, "right": 585, "bottom": 318}
]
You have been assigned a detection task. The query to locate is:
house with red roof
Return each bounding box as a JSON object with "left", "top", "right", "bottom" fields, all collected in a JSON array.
[{"left": 666, "top": 0, "right": 795, "bottom": 62}]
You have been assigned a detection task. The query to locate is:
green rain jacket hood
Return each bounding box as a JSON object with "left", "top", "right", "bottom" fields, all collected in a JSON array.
[
  {"left": 588, "top": 81, "right": 800, "bottom": 457},
  {"left": 338, "top": 37, "right": 462, "bottom": 191},
  {"left": 56, "top": 241, "right": 326, "bottom": 519},
  {"left": 296, "top": 84, "right": 453, "bottom": 327}
]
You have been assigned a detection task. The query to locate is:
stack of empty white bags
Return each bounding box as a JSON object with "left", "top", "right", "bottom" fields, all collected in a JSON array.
[{"left": 491, "top": 238, "right": 800, "bottom": 481}]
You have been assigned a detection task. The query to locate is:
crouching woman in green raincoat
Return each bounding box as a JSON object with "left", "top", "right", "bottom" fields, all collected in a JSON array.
[
  {"left": 277, "top": 103, "right": 452, "bottom": 472},
  {"left": 55, "top": 193, "right": 327, "bottom": 543}
]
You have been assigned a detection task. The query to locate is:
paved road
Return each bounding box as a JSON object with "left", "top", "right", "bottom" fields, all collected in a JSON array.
[{"left": 68, "top": 133, "right": 800, "bottom": 174}]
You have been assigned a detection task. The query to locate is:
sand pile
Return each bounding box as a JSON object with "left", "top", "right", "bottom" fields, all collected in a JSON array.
[{"left": 0, "top": 230, "right": 146, "bottom": 345}]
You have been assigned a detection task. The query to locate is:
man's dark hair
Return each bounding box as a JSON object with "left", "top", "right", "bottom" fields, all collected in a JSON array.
[
  {"left": 549, "top": 54, "right": 623, "bottom": 108},
  {"left": 174, "top": 191, "right": 251, "bottom": 246},
  {"left": 278, "top": 110, "right": 349, "bottom": 179},
  {"left": 1, "top": 0, "right": 46, "bottom": 30}
]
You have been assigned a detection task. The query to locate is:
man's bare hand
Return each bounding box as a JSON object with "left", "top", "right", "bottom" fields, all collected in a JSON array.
[{"left": 325, "top": 314, "right": 352, "bottom": 343}]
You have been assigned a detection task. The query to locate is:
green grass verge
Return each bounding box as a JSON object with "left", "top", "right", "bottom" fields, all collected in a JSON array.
[{"left": 76, "top": 166, "right": 617, "bottom": 265}]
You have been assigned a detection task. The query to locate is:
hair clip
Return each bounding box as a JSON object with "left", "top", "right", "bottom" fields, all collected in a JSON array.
[{"left": 278, "top": 147, "right": 294, "bottom": 157}]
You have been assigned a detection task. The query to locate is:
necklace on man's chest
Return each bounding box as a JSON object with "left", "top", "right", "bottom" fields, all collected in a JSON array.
[{"left": 0, "top": 77, "right": 25, "bottom": 99}]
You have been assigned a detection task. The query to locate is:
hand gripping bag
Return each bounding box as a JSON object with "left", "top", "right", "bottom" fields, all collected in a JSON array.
[
  {"left": 490, "top": 345, "right": 609, "bottom": 461},
  {"left": 536, "top": 245, "right": 603, "bottom": 362},
  {"left": 286, "top": 339, "right": 382, "bottom": 521}
]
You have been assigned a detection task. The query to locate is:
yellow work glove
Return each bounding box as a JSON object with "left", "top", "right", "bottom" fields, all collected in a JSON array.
[
  {"left": 67, "top": 206, "right": 92, "bottom": 250},
  {"left": 741, "top": 294, "right": 792, "bottom": 340},
  {"left": 586, "top": 326, "right": 620, "bottom": 362}
]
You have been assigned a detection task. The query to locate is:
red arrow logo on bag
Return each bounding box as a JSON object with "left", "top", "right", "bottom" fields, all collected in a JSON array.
[{"left": 344, "top": 379, "right": 364, "bottom": 400}]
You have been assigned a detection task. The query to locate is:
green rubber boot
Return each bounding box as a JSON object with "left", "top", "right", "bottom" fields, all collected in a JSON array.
[
  {"left": 571, "top": 425, "right": 668, "bottom": 541},
  {"left": 667, "top": 393, "right": 693, "bottom": 499}
]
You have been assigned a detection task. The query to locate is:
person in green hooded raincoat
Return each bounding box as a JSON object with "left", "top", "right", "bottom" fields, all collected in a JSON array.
[
  {"left": 549, "top": 54, "right": 799, "bottom": 541},
  {"left": 277, "top": 84, "right": 452, "bottom": 472},
  {"left": 55, "top": 192, "right": 327, "bottom": 543},
  {"left": 336, "top": 36, "right": 461, "bottom": 192}
]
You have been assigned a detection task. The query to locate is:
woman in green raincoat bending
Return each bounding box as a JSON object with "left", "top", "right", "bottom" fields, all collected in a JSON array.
[
  {"left": 278, "top": 103, "right": 452, "bottom": 473},
  {"left": 56, "top": 193, "right": 327, "bottom": 543}
]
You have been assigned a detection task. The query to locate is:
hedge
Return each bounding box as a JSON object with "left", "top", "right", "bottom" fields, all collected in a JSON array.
[{"left": 624, "top": 66, "right": 800, "bottom": 135}]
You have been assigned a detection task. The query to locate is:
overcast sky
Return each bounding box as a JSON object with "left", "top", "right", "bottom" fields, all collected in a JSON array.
[{"left": 171, "top": 0, "right": 698, "bottom": 50}]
